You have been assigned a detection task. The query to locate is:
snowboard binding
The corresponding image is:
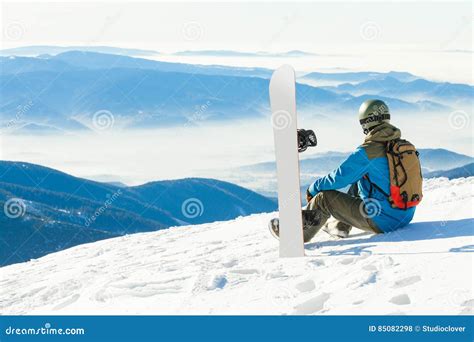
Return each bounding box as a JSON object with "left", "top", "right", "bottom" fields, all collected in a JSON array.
[{"left": 297, "top": 129, "right": 317, "bottom": 153}]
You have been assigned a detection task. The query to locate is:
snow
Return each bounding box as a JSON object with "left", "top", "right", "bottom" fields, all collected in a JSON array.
[{"left": 1, "top": 177, "right": 473, "bottom": 315}]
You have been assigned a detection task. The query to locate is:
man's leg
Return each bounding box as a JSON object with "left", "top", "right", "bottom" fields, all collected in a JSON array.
[
  {"left": 323, "top": 183, "right": 360, "bottom": 238},
  {"left": 302, "top": 190, "right": 381, "bottom": 242},
  {"left": 301, "top": 209, "right": 328, "bottom": 243}
]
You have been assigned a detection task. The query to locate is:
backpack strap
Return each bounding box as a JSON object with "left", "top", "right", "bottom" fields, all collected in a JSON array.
[
  {"left": 363, "top": 174, "right": 390, "bottom": 198},
  {"left": 387, "top": 139, "right": 411, "bottom": 188}
]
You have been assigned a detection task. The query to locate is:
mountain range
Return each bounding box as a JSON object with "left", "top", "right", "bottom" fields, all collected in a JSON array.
[
  {"left": 0, "top": 51, "right": 272, "bottom": 78},
  {"left": 424, "top": 162, "right": 474, "bottom": 179},
  {"left": 0, "top": 45, "right": 160, "bottom": 57},
  {"left": 1, "top": 50, "right": 469, "bottom": 133},
  {"left": 173, "top": 50, "right": 317, "bottom": 58},
  {"left": 0, "top": 46, "right": 316, "bottom": 58},
  {"left": 301, "top": 71, "right": 419, "bottom": 85},
  {"left": 0, "top": 161, "right": 276, "bottom": 266},
  {"left": 322, "top": 76, "right": 473, "bottom": 106}
]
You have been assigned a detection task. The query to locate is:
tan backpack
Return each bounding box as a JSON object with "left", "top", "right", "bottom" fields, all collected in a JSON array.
[
  {"left": 365, "top": 139, "right": 423, "bottom": 210},
  {"left": 386, "top": 139, "right": 423, "bottom": 209}
]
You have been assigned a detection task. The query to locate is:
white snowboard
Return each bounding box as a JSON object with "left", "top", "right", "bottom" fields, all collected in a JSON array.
[{"left": 269, "top": 65, "right": 305, "bottom": 258}]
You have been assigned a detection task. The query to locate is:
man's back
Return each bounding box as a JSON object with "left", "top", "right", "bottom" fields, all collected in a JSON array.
[{"left": 358, "top": 123, "right": 416, "bottom": 231}]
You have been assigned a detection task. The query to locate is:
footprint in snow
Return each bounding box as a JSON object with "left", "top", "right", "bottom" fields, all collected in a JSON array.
[
  {"left": 23, "top": 286, "right": 47, "bottom": 298},
  {"left": 308, "top": 259, "right": 325, "bottom": 267},
  {"left": 222, "top": 259, "right": 238, "bottom": 268},
  {"left": 339, "top": 257, "right": 355, "bottom": 265},
  {"left": 95, "top": 288, "right": 115, "bottom": 303},
  {"left": 360, "top": 272, "right": 377, "bottom": 286},
  {"left": 207, "top": 275, "right": 227, "bottom": 290},
  {"left": 52, "top": 294, "right": 80, "bottom": 310},
  {"left": 362, "top": 264, "right": 378, "bottom": 271},
  {"left": 40, "top": 288, "right": 59, "bottom": 301},
  {"left": 389, "top": 294, "right": 411, "bottom": 305},
  {"left": 295, "top": 280, "right": 316, "bottom": 293},
  {"left": 265, "top": 271, "right": 288, "bottom": 280},
  {"left": 380, "top": 256, "right": 395, "bottom": 269},
  {"left": 293, "top": 293, "right": 331, "bottom": 314},
  {"left": 229, "top": 269, "right": 259, "bottom": 275},
  {"left": 392, "top": 275, "right": 422, "bottom": 288}
]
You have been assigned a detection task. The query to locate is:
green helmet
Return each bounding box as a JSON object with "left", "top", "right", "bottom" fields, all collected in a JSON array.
[{"left": 358, "top": 99, "right": 390, "bottom": 134}]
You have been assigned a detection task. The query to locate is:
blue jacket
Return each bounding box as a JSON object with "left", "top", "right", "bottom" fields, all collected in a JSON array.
[{"left": 307, "top": 124, "right": 416, "bottom": 232}]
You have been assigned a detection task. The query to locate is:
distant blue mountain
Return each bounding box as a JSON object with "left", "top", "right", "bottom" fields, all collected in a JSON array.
[
  {"left": 329, "top": 76, "right": 473, "bottom": 106},
  {"left": 424, "top": 162, "right": 474, "bottom": 179},
  {"left": 238, "top": 148, "right": 473, "bottom": 178},
  {"left": 0, "top": 45, "right": 159, "bottom": 57},
  {"left": 417, "top": 149, "right": 474, "bottom": 171},
  {"left": 52, "top": 51, "right": 273, "bottom": 78},
  {"left": 239, "top": 151, "right": 348, "bottom": 174},
  {"left": 0, "top": 67, "right": 277, "bottom": 128},
  {"left": 302, "top": 71, "right": 418, "bottom": 84},
  {"left": 0, "top": 161, "right": 276, "bottom": 266},
  {"left": 1, "top": 46, "right": 316, "bottom": 58},
  {"left": 129, "top": 178, "right": 277, "bottom": 224},
  {"left": 0, "top": 51, "right": 273, "bottom": 78},
  {"left": 229, "top": 148, "right": 473, "bottom": 200},
  {"left": 0, "top": 51, "right": 464, "bottom": 131},
  {"left": 0, "top": 162, "right": 180, "bottom": 231},
  {"left": 0, "top": 55, "right": 80, "bottom": 74},
  {"left": 0, "top": 51, "right": 452, "bottom": 130},
  {"left": 174, "top": 50, "right": 316, "bottom": 58},
  {"left": 10, "top": 123, "right": 69, "bottom": 135},
  {"left": 339, "top": 94, "right": 449, "bottom": 112},
  {"left": 0, "top": 54, "right": 348, "bottom": 129}
]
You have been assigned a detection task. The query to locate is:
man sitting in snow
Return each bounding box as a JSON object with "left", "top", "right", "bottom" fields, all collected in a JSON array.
[{"left": 270, "top": 99, "right": 421, "bottom": 242}]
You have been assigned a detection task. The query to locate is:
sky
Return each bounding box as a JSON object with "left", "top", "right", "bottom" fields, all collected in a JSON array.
[
  {"left": 1, "top": 1, "right": 471, "bottom": 52},
  {"left": 2, "top": 1, "right": 474, "bottom": 53},
  {"left": 1, "top": 1, "right": 472, "bottom": 82}
]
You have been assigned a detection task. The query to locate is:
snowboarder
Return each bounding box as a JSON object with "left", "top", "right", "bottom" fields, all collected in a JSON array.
[{"left": 269, "top": 99, "right": 422, "bottom": 242}]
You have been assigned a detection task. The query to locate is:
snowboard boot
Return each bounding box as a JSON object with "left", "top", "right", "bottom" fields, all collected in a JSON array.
[
  {"left": 268, "top": 218, "right": 280, "bottom": 240},
  {"left": 302, "top": 209, "right": 324, "bottom": 242},
  {"left": 268, "top": 210, "right": 324, "bottom": 243},
  {"left": 322, "top": 217, "right": 352, "bottom": 239}
]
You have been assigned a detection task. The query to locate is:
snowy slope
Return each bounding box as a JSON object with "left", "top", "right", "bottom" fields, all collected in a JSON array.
[{"left": 1, "top": 177, "right": 473, "bottom": 315}]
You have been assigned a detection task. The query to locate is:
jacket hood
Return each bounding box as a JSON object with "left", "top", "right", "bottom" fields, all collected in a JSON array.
[{"left": 364, "top": 122, "right": 401, "bottom": 143}]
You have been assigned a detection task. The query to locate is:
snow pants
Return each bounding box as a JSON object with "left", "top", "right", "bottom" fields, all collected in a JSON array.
[{"left": 302, "top": 187, "right": 382, "bottom": 242}]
